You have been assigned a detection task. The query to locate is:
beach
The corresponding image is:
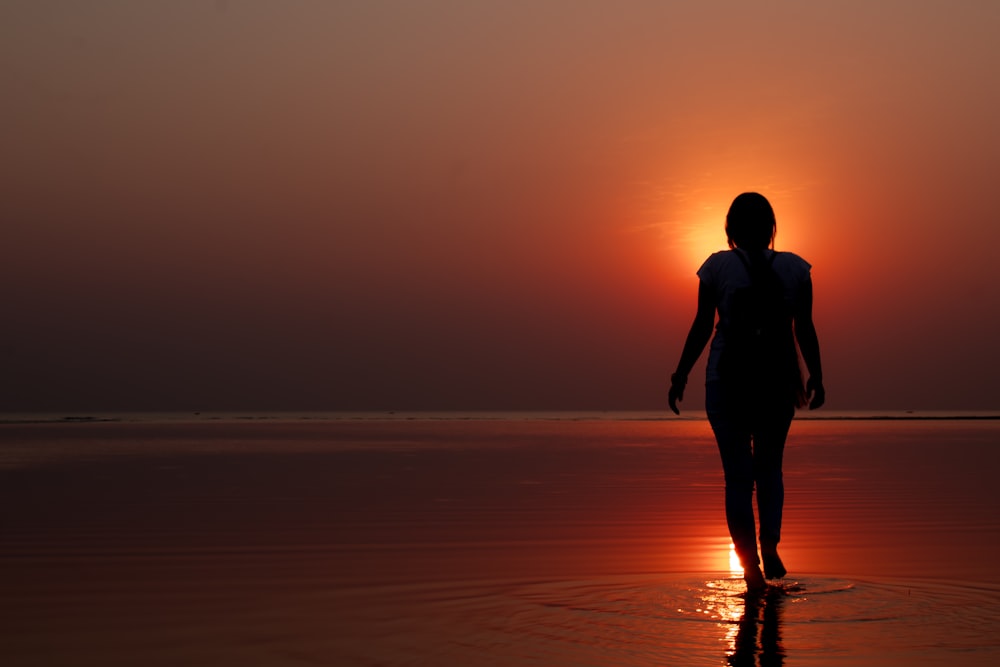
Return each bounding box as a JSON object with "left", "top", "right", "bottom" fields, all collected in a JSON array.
[{"left": 2, "top": 415, "right": 999, "bottom": 665}]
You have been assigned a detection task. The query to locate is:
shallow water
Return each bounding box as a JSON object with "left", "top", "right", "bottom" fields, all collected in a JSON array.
[
  {"left": 2, "top": 417, "right": 999, "bottom": 665},
  {"left": 320, "top": 574, "right": 1000, "bottom": 666}
]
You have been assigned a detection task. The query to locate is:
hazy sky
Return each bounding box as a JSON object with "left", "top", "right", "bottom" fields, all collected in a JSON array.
[{"left": 3, "top": 1, "right": 999, "bottom": 412}]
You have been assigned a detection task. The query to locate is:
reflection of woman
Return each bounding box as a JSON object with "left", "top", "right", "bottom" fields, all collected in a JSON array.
[
  {"left": 668, "top": 192, "right": 825, "bottom": 592},
  {"left": 729, "top": 588, "right": 786, "bottom": 666}
]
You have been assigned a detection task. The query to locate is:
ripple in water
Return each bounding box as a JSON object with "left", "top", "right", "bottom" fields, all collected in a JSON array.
[{"left": 390, "top": 574, "right": 1000, "bottom": 665}]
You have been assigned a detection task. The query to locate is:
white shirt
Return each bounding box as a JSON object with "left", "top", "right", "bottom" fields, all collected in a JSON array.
[{"left": 696, "top": 249, "right": 812, "bottom": 382}]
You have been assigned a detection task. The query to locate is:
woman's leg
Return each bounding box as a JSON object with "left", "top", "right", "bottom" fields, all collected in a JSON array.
[
  {"left": 752, "top": 407, "right": 793, "bottom": 577},
  {"left": 707, "top": 382, "right": 759, "bottom": 570}
]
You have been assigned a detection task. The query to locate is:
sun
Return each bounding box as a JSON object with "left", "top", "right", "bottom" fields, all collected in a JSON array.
[
  {"left": 728, "top": 543, "right": 743, "bottom": 574},
  {"left": 676, "top": 217, "right": 728, "bottom": 273}
]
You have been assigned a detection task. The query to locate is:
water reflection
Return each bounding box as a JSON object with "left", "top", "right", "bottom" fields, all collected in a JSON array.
[
  {"left": 727, "top": 587, "right": 785, "bottom": 666},
  {"left": 698, "top": 578, "right": 786, "bottom": 666}
]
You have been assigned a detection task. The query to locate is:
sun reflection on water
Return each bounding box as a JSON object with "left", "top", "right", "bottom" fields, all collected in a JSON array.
[
  {"left": 700, "top": 578, "right": 746, "bottom": 654},
  {"left": 699, "top": 578, "right": 787, "bottom": 665}
]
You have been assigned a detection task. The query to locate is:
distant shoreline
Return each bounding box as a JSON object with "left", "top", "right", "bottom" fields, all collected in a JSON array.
[{"left": 2, "top": 411, "right": 1000, "bottom": 425}]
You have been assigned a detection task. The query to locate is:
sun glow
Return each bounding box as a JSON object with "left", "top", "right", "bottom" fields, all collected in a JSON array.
[
  {"left": 664, "top": 187, "right": 821, "bottom": 277},
  {"left": 728, "top": 543, "right": 743, "bottom": 574},
  {"left": 679, "top": 219, "right": 728, "bottom": 273}
]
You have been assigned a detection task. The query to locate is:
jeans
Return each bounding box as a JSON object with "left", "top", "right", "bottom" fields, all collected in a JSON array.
[{"left": 706, "top": 380, "right": 794, "bottom": 568}]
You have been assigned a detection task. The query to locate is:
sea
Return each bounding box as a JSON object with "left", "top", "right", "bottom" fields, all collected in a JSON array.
[{"left": 2, "top": 411, "right": 999, "bottom": 665}]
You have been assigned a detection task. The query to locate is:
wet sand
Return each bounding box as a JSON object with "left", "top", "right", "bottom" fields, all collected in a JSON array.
[{"left": 2, "top": 417, "right": 999, "bottom": 665}]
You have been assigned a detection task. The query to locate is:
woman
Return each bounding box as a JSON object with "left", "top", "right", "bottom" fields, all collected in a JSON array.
[{"left": 668, "top": 192, "right": 825, "bottom": 592}]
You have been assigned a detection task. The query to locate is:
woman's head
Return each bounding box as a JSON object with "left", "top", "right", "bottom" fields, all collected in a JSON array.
[{"left": 725, "top": 192, "right": 776, "bottom": 250}]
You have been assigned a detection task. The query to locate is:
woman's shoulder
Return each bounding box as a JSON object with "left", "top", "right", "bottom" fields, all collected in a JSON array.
[
  {"left": 773, "top": 250, "right": 811, "bottom": 270},
  {"left": 697, "top": 250, "right": 740, "bottom": 279},
  {"left": 773, "top": 250, "right": 812, "bottom": 283}
]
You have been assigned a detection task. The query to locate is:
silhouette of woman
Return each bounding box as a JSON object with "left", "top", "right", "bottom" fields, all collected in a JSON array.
[{"left": 668, "top": 192, "right": 825, "bottom": 592}]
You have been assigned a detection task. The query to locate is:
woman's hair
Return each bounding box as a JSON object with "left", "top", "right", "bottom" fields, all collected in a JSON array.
[{"left": 725, "top": 192, "right": 776, "bottom": 250}]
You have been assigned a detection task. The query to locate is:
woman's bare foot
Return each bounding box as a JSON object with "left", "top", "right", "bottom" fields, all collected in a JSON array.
[{"left": 761, "top": 549, "right": 787, "bottom": 580}]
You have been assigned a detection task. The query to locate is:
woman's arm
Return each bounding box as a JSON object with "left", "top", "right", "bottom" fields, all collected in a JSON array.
[
  {"left": 668, "top": 280, "right": 716, "bottom": 414},
  {"left": 793, "top": 277, "right": 826, "bottom": 409}
]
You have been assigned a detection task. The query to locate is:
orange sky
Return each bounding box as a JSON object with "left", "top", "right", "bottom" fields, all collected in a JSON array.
[{"left": 3, "top": 1, "right": 999, "bottom": 411}]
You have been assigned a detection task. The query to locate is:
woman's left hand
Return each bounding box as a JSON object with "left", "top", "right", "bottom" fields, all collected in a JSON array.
[
  {"left": 668, "top": 374, "right": 687, "bottom": 415},
  {"left": 806, "top": 376, "right": 826, "bottom": 410}
]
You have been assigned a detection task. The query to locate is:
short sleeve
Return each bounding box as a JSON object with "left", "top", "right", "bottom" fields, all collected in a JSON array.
[
  {"left": 696, "top": 252, "right": 722, "bottom": 284},
  {"left": 793, "top": 255, "right": 812, "bottom": 287},
  {"left": 772, "top": 252, "right": 812, "bottom": 306}
]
